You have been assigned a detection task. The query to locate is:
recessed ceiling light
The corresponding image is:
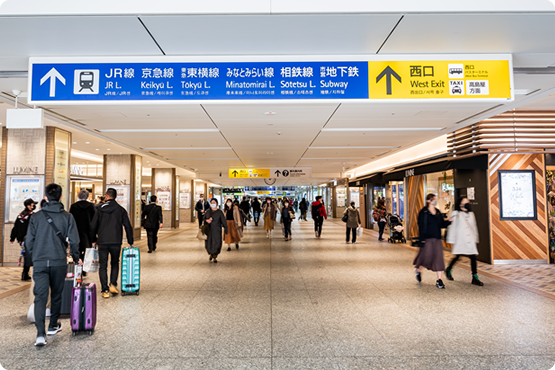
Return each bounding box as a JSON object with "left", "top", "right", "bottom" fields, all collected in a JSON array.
[
  {"left": 141, "top": 147, "right": 231, "bottom": 150},
  {"left": 310, "top": 146, "right": 399, "bottom": 149},
  {"left": 95, "top": 149, "right": 99, "bottom": 151},
  {"left": 85, "top": 142, "right": 90, "bottom": 144},
  {"left": 107, "top": 148, "right": 111, "bottom": 151},
  {"left": 265, "top": 112, "right": 277, "bottom": 115},
  {"left": 72, "top": 142, "right": 77, "bottom": 144}
]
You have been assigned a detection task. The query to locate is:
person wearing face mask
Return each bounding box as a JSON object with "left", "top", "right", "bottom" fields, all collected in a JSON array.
[
  {"left": 280, "top": 200, "right": 294, "bottom": 241},
  {"left": 414, "top": 193, "right": 453, "bottom": 289},
  {"left": 263, "top": 198, "right": 277, "bottom": 238},
  {"left": 445, "top": 197, "right": 483, "bottom": 286},
  {"left": 11, "top": 198, "right": 38, "bottom": 281},
  {"left": 223, "top": 199, "right": 242, "bottom": 251},
  {"left": 204, "top": 198, "right": 227, "bottom": 263}
]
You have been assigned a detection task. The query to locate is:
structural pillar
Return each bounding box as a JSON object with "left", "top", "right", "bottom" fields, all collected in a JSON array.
[
  {"left": 151, "top": 168, "right": 179, "bottom": 229},
  {"left": 102, "top": 154, "right": 142, "bottom": 241},
  {"left": 1, "top": 126, "right": 71, "bottom": 266}
]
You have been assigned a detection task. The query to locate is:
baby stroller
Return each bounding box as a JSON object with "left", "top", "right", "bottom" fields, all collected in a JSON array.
[{"left": 387, "top": 214, "right": 406, "bottom": 244}]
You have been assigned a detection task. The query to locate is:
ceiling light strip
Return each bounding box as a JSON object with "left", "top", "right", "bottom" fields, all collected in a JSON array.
[
  {"left": 321, "top": 128, "right": 443, "bottom": 132},
  {"left": 99, "top": 129, "right": 219, "bottom": 133},
  {"left": 141, "top": 147, "right": 232, "bottom": 150}
]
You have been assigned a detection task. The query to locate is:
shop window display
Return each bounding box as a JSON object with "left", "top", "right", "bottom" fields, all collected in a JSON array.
[
  {"left": 547, "top": 169, "right": 555, "bottom": 263},
  {"left": 426, "top": 171, "right": 454, "bottom": 214}
]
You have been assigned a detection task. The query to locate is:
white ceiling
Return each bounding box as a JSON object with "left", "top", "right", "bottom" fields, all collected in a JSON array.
[{"left": 3, "top": 11, "right": 555, "bottom": 186}]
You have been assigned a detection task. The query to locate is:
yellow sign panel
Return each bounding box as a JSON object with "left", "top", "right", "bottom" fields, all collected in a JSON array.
[
  {"left": 229, "top": 168, "right": 271, "bottom": 179},
  {"left": 368, "top": 59, "right": 512, "bottom": 100}
]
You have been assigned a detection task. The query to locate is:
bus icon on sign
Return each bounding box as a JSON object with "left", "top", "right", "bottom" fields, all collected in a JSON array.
[
  {"left": 73, "top": 69, "right": 99, "bottom": 95},
  {"left": 448, "top": 64, "right": 464, "bottom": 79}
]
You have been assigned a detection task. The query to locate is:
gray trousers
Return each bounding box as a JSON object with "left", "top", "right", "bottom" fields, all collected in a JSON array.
[{"left": 33, "top": 265, "right": 66, "bottom": 337}]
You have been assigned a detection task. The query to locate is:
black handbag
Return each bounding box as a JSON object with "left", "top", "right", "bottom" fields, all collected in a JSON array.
[{"left": 342, "top": 214, "right": 348, "bottom": 223}]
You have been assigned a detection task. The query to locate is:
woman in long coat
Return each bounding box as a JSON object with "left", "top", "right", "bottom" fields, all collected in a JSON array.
[
  {"left": 343, "top": 201, "right": 361, "bottom": 244},
  {"left": 262, "top": 198, "right": 277, "bottom": 238},
  {"left": 414, "top": 193, "right": 452, "bottom": 289},
  {"left": 223, "top": 200, "right": 242, "bottom": 251},
  {"left": 445, "top": 196, "right": 483, "bottom": 286},
  {"left": 204, "top": 198, "right": 228, "bottom": 263}
]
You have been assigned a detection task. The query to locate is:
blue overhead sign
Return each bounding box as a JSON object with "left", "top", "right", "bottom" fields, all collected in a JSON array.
[{"left": 28, "top": 57, "right": 369, "bottom": 104}]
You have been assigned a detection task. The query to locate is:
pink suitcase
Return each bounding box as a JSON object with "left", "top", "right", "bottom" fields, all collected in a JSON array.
[{"left": 70, "top": 283, "right": 97, "bottom": 336}]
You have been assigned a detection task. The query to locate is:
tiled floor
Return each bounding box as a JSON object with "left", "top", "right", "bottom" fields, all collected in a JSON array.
[
  {"left": 356, "top": 221, "right": 555, "bottom": 299},
  {"left": 0, "top": 267, "right": 31, "bottom": 299},
  {"left": 1, "top": 219, "right": 555, "bottom": 370}
]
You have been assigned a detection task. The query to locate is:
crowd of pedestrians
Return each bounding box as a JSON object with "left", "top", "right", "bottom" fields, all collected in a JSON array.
[{"left": 19, "top": 185, "right": 486, "bottom": 346}]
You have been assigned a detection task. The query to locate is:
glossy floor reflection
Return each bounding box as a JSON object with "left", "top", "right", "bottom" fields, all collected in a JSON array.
[{"left": 0, "top": 219, "right": 554, "bottom": 370}]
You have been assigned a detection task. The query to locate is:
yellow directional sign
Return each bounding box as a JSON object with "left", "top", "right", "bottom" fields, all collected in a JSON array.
[
  {"left": 368, "top": 59, "right": 512, "bottom": 100},
  {"left": 229, "top": 168, "right": 271, "bottom": 179}
]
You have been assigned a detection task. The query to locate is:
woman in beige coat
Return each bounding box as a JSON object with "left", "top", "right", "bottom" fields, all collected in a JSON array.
[
  {"left": 445, "top": 196, "right": 484, "bottom": 286},
  {"left": 223, "top": 199, "right": 242, "bottom": 251}
]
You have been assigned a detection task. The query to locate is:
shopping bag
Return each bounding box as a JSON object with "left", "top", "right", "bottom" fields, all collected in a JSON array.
[
  {"left": 197, "top": 229, "right": 207, "bottom": 240},
  {"left": 83, "top": 248, "right": 99, "bottom": 273},
  {"left": 357, "top": 227, "right": 364, "bottom": 237}
]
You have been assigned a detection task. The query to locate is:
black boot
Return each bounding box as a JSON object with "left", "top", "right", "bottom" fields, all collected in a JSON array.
[
  {"left": 445, "top": 268, "right": 454, "bottom": 281},
  {"left": 21, "top": 272, "right": 31, "bottom": 281},
  {"left": 236, "top": 243, "right": 239, "bottom": 249},
  {"left": 472, "top": 275, "right": 484, "bottom": 286}
]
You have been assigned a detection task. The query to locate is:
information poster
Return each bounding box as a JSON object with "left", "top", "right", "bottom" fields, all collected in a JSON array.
[
  {"left": 180, "top": 193, "right": 191, "bottom": 209},
  {"left": 134, "top": 158, "right": 142, "bottom": 228},
  {"left": 157, "top": 190, "right": 171, "bottom": 211},
  {"left": 107, "top": 185, "right": 130, "bottom": 213},
  {"left": 175, "top": 178, "right": 180, "bottom": 221},
  {"left": 392, "top": 185, "right": 398, "bottom": 216},
  {"left": 399, "top": 184, "right": 405, "bottom": 220},
  {"left": 7, "top": 177, "right": 43, "bottom": 223},
  {"left": 499, "top": 170, "right": 537, "bottom": 220},
  {"left": 350, "top": 188, "right": 360, "bottom": 208},
  {"left": 336, "top": 187, "right": 346, "bottom": 207},
  {"left": 53, "top": 130, "right": 70, "bottom": 208}
]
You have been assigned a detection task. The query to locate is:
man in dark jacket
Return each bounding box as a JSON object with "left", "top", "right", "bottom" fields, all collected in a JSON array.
[
  {"left": 194, "top": 194, "right": 210, "bottom": 229},
  {"left": 251, "top": 197, "right": 261, "bottom": 226},
  {"left": 141, "top": 195, "right": 163, "bottom": 253},
  {"left": 239, "top": 197, "right": 251, "bottom": 226},
  {"left": 10, "top": 198, "right": 37, "bottom": 281},
  {"left": 69, "top": 189, "right": 95, "bottom": 275},
  {"left": 25, "top": 183, "right": 80, "bottom": 347},
  {"left": 90, "top": 188, "right": 134, "bottom": 299}
]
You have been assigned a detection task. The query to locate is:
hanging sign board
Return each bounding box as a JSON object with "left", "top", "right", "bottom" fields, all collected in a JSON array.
[{"left": 28, "top": 55, "right": 513, "bottom": 104}]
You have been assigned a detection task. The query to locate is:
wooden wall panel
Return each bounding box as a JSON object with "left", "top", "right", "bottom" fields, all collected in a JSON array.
[
  {"left": 488, "top": 153, "right": 549, "bottom": 261},
  {"left": 407, "top": 175, "right": 424, "bottom": 239}
]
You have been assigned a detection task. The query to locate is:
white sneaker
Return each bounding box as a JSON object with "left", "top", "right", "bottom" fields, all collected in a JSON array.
[
  {"left": 34, "top": 336, "right": 46, "bottom": 347},
  {"left": 47, "top": 322, "right": 62, "bottom": 336}
]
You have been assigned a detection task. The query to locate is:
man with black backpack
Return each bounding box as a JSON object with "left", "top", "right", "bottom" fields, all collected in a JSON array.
[
  {"left": 141, "top": 195, "right": 163, "bottom": 253},
  {"left": 25, "top": 183, "right": 80, "bottom": 347},
  {"left": 311, "top": 196, "right": 328, "bottom": 238}
]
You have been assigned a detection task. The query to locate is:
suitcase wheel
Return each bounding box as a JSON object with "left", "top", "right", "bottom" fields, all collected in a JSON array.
[
  {"left": 121, "top": 292, "right": 125, "bottom": 297},
  {"left": 72, "top": 331, "right": 76, "bottom": 337},
  {"left": 88, "top": 330, "right": 93, "bottom": 336},
  {"left": 136, "top": 291, "right": 140, "bottom": 296}
]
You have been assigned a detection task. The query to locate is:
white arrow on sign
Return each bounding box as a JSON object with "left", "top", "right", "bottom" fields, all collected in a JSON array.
[{"left": 40, "top": 68, "right": 66, "bottom": 97}]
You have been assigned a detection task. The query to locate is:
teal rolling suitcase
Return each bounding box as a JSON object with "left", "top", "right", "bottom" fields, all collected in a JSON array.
[{"left": 121, "top": 247, "right": 140, "bottom": 296}]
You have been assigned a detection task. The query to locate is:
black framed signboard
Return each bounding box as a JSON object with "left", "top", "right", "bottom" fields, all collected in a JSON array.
[{"left": 498, "top": 170, "right": 537, "bottom": 221}]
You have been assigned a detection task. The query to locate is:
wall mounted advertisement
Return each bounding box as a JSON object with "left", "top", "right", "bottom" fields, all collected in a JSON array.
[
  {"left": 6, "top": 176, "right": 44, "bottom": 223},
  {"left": 498, "top": 170, "right": 537, "bottom": 221},
  {"left": 157, "top": 190, "right": 171, "bottom": 211},
  {"left": 180, "top": 192, "right": 191, "bottom": 209},
  {"left": 106, "top": 185, "right": 130, "bottom": 213}
]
